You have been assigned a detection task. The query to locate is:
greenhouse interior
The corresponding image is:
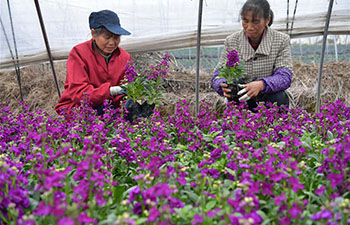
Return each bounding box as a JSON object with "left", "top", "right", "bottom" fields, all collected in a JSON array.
[{"left": 0, "top": 0, "right": 350, "bottom": 224}]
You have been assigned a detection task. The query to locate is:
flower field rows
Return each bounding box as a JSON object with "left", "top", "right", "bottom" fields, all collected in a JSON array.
[{"left": 0, "top": 99, "right": 349, "bottom": 225}]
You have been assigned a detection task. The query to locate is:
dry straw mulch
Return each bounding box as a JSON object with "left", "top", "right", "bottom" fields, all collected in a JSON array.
[{"left": 0, "top": 56, "right": 349, "bottom": 117}]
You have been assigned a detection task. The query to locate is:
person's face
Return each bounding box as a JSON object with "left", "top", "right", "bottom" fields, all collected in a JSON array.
[
  {"left": 242, "top": 12, "right": 270, "bottom": 42},
  {"left": 91, "top": 29, "right": 120, "bottom": 55}
]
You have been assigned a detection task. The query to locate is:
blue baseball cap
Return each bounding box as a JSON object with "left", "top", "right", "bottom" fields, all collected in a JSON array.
[{"left": 89, "top": 10, "right": 131, "bottom": 35}]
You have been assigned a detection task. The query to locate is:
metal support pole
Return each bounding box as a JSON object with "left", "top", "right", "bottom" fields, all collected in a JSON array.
[
  {"left": 195, "top": 0, "right": 203, "bottom": 115},
  {"left": 315, "top": 0, "right": 334, "bottom": 113},
  {"left": 34, "top": 0, "right": 61, "bottom": 98},
  {"left": 1, "top": 3, "right": 23, "bottom": 102},
  {"left": 333, "top": 35, "right": 338, "bottom": 62}
]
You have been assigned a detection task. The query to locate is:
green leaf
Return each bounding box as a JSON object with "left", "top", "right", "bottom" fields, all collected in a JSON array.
[
  {"left": 182, "top": 190, "right": 199, "bottom": 203},
  {"left": 308, "top": 153, "right": 321, "bottom": 162},
  {"left": 98, "top": 213, "right": 117, "bottom": 225},
  {"left": 261, "top": 218, "right": 274, "bottom": 225},
  {"left": 233, "top": 212, "right": 243, "bottom": 217},
  {"left": 135, "top": 217, "right": 148, "bottom": 225},
  {"left": 303, "top": 191, "right": 322, "bottom": 204},
  {"left": 327, "top": 130, "right": 334, "bottom": 139},
  {"left": 225, "top": 167, "right": 236, "bottom": 177},
  {"left": 206, "top": 200, "right": 216, "bottom": 210},
  {"left": 113, "top": 185, "right": 126, "bottom": 203},
  {"left": 277, "top": 141, "right": 285, "bottom": 148},
  {"left": 257, "top": 210, "right": 268, "bottom": 221}
]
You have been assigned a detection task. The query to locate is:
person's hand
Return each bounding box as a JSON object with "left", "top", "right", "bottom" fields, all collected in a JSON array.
[
  {"left": 237, "top": 81, "right": 264, "bottom": 101},
  {"left": 110, "top": 86, "right": 126, "bottom": 96},
  {"left": 220, "top": 83, "right": 232, "bottom": 98}
]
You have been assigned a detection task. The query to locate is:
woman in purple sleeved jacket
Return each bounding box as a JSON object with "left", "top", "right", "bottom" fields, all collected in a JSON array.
[{"left": 211, "top": 0, "right": 292, "bottom": 110}]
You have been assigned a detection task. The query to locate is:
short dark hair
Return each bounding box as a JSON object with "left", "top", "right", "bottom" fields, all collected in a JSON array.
[
  {"left": 240, "top": 0, "right": 274, "bottom": 26},
  {"left": 93, "top": 26, "right": 109, "bottom": 36}
]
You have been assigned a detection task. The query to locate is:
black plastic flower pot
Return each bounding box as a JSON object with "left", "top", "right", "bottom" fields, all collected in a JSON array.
[
  {"left": 125, "top": 100, "right": 142, "bottom": 122},
  {"left": 140, "top": 102, "right": 155, "bottom": 118},
  {"left": 226, "top": 83, "right": 242, "bottom": 103},
  {"left": 226, "top": 81, "right": 258, "bottom": 112}
]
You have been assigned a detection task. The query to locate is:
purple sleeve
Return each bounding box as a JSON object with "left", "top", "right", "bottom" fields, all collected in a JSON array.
[
  {"left": 211, "top": 70, "right": 227, "bottom": 96},
  {"left": 261, "top": 68, "right": 292, "bottom": 94}
]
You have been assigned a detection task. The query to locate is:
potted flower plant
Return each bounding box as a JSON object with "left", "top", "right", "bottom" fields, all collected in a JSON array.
[
  {"left": 216, "top": 49, "right": 246, "bottom": 102},
  {"left": 121, "top": 54, "right": 172, "bottom": 121}
]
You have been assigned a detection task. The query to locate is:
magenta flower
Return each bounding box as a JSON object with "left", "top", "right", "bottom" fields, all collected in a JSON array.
[
  {"left": 34, "top": 201, "right": 51, "bottom": 216},
  {"left": 274, "top": 192, "right": 287, "bottom": 205},
  {"left": 279, "top": 216, "right": 291, "bottom": 225},
  {"left": 58, "top": 217, "right": 75, "bottom": 225},
  {"left": 207, "top": 168, "right": 220, "bottom": 178},
  {"left": 147, "top": 207, "right": 160, "bottom": 222},
  {"left": 287, "top": 177, "right": 304, "bottom": 192},
  {"left": 128, "top": 186, "right": 141, "bottom": 202},
  {"left": 125, "top": 61, "right": 138, "bottom": 82},
  {"left": 192, "top": 214, "right": 204, "bottom": 225},
  {"left": 168, "top": 197, "right": 184, "bottom": 208},
  {"left": 311, "top": 209, "right": 333, "bottom": 220},
  {"left": 315, "top": 185, "right": 325, "bottom": 195},
  {"left": 78, "top": 212, "right": 96, "bottom": 224},
  {"left": 207, "top": 208, "right": 221, "bottom": 218},
  {"left": 176, "top": 177, "right": 187, "bottom": 186},
  {"left": 289, "top": 203, "right": 302, "bottom": 219}
]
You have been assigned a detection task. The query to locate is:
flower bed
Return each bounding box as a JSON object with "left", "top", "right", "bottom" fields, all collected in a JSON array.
[{"left": 0, "top": 99, "right": 349, "bottom": 225}]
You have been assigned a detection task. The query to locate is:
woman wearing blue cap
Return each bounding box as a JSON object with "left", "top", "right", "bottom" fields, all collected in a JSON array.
[{"left": 55, "top": 10, "right": 131, "bottom": 115}]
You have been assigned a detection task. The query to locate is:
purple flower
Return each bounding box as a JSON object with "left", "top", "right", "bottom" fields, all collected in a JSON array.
[
  {"left": 287, "top": 177, "right": 304, "bottom": 192},
  {"left": 315, "top": 185, "right": 325, "bottom": 195},
  {"left": 226, "top": 49, "right": 240, "bottom": 67},
  {"left": 207, "top": 208, "right": 221, "bottom": 218},
  {"left": 192, "top": 214, "right": 204, "bottom": 225},
  {"left": 125, "top": 61, "right": 138, "bottom": 82},
  {"left": 190, "top": 182, "right": 197, "bottom": 188},
  {"left": 58, "top": 217, "right": 75, "bottom": 225},
  {"left": 261, "top": 182, "right": 274, "bottom": 195},
  {"left": 128, "top": 186, "right": 141, "bottom": 202},
  {"left": 34, "top": 201, "right": 51, "bottom": 216},
  {"left": 168, "top": 197, "right": 184, "bottom": 208},
  {"left": 289, "top": 203, "right": 302, "bottom": 219},
  {"left": 274, "top": 192, "right": 287, "bottom": 205},
  {"left": 78, "top": 212, "right": 96, "bottom": 224},
  {"left": 208, "top": 168, "right": 220, "bottom": 178},
  {"left": 176, "top": 177, "right": 187, "bottom": 186},
  {"left": 311, "top": 210, "right": 333, "bottom": 220},
  {"left": 210, "top": 148, "right": 222, "bottom": 159},
  {"left": 133, "top": 202, "right": 142, "bottom": 215},
  {"left": 147, "top": 207, "right": 160, "bottom": 222},
  {"left": 279, "top": 216, "right": 291, "bottom": 225}
]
